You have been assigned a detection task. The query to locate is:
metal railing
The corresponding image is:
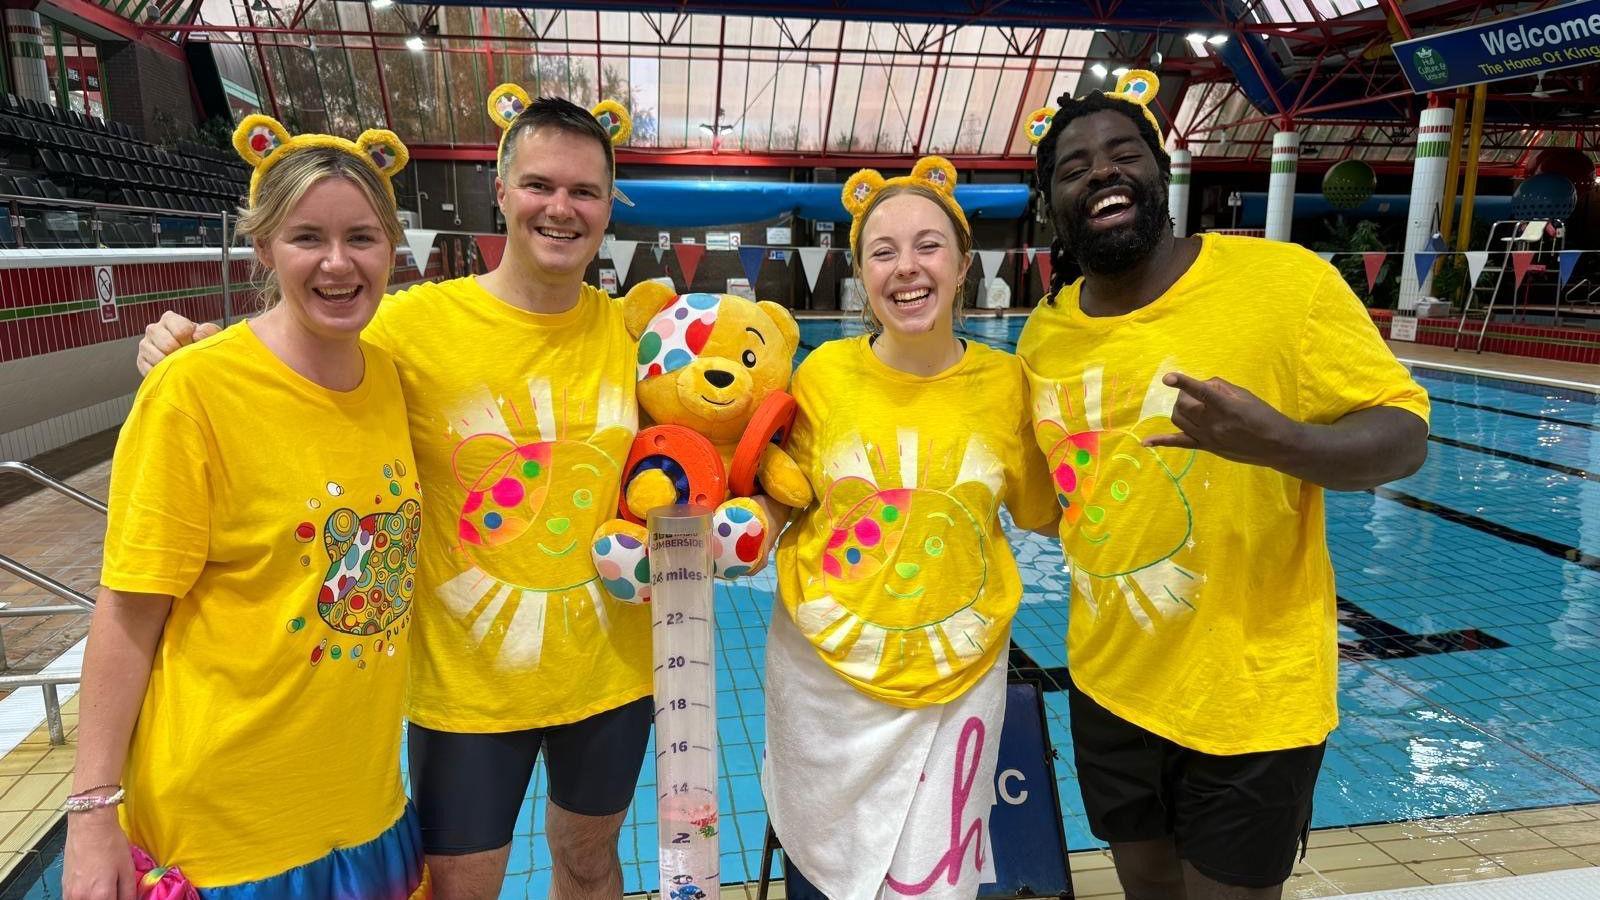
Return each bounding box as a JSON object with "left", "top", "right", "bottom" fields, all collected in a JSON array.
[{"left": 0, "top": 461, "right": 103, "bottom": 745}]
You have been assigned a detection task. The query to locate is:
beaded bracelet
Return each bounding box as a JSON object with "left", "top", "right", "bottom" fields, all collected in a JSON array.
[{"left": 64, "top": 786, "right": 125, "bottom": 813}]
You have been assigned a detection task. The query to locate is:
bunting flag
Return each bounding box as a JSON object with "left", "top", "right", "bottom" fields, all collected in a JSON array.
[
  {"left": 1362, "top": 252, "right": 1386, "bottom": 291},
  {"left": 1316, "top": 251, "right": 1335, "bottom": 263},
  {"left": 653, "top": 246, "right": 667, "bottom": 264},
  {"left": 600, "top": 235, "right": 616, "bottom": 260},
  {"left": 1558, "top": 249, "right": 1582, "bottom": 288},
  {"left": 475, "top": 235, "right": 507, "bottom": 271},
  {"left": 739, "top": 246, "right": 766, "bottom": 286},
  {"left": 1021, "top": 247, "right": 1033, "bottom": 271},
  {"left": 611, "top": 240, "right": 638, "bottom": 286},
  {"left": 674, "top": 243, "right": 707, "bottom": 289},
  {"left": 1033, "top": 253, "right": 1053, "bottom": 298},
  {"left": 403, "top": 229, "right": 438, "bottom": 273},
  {"left": 1510, "top": 251, "right": 1534, "bottom": 289},
  {"left": 1413, "top": 251, "right": 1440, "bottom": 289},
  {"left": 1464, "top": 251, "right": 1488, "bottom": 286},
  {"left": 977, "top": 250, "right": 1005, "bottom": 283},
  {"left": 798, "top": 247, "right": 830, "bottom": 291}
]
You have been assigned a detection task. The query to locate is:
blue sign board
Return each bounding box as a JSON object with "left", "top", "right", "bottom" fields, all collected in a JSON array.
[
  {"left": 980, "top": 680, "right": 1073, "bottom": 899},
  {"left": 1393, "top": 0, "right": 1600, "bottom": 92}
]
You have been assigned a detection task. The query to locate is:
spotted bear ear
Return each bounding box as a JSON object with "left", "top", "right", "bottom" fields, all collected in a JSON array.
[
  {"left": 1113, "top": 69, "right": 1159, "bottom": 105},
  {"left": 487, "top": 82, "right": 532, "bottom": 132},
  {"left": 591, "top": 99, "right": 632, "bottom": 146},
  {"left": 841, "top": 168, "right": 885, "bottom": 217},
  {"left": 233, "top": 114, "right": 292, "bottom": 168},
  {"left": 1022, "top": 107, "right": 1056, "bottom": 147},
  {"left": 356, "top": 129, "right": 409, "bottom": 178},
  {"left": 910, "top": 156, "right": 958, "bottom": 197}
]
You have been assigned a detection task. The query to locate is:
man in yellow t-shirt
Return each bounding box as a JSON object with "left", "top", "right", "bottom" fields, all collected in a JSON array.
[
  {"left": 1018, "top": 90, "right": 1429, "bottom": 897},
  {"left": 137, "top": 99, "right": 671, "bottom": 900}
]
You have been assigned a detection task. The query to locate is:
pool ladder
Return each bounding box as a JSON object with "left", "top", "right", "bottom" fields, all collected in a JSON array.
[{"left": 0, "top": 460, "right": 101, "bottom": 745}]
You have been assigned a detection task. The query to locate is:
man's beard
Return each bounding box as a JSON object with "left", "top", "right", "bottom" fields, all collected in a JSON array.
[{"left": 1055, "top": 175, "right": 1170, "bottom": 276}]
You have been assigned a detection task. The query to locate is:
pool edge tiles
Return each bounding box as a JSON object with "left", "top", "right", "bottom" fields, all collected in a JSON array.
[{"left": 0, "top": 693, "right": 75, "bottom": 893}]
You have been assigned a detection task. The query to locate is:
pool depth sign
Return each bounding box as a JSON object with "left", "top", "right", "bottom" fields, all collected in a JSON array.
[{"left": 1393, "top": 0, "right": 1600, "bottom": 92}]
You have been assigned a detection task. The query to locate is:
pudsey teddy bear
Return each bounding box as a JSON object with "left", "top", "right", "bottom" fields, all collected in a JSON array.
[{"left": 591, "top": 281, "right": 812, "bottom": 602}]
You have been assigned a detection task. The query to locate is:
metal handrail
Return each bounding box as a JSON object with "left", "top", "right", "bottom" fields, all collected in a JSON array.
[
  {"left": 0, "top": 191, "right": 232, "bottom": 221},
  {"left": 0, "top": 461, "right": 108, "bottom": 514},
  {"left": 0, "top": 462, "right": 104, "bottom": 744},
  {"left": 0, "top": 675, "right": 81, "bottom": 745},
  {"left": 0, "top": 556, "right": 94, "bottom": 610}
]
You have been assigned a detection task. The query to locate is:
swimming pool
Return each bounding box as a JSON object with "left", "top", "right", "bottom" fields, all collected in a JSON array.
[{"left": 6, "top": 315, "right": 1598, "bottom": 899}]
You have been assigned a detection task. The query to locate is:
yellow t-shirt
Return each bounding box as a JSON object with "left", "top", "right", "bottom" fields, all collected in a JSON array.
[
  {"left": 775, "top": 336, "right": 1058, "bottom": 707},
  {"left": 102, "top": 322, "right": 419, "bottom": 888},
  {"left": 364, "top": 277, "right": 646, "bottom": 732},
  {"left": 1017, "top": 233, "right": 1430, "bottom": 754}
]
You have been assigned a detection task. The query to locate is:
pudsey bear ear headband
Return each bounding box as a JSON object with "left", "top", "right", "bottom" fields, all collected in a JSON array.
[
  {"left": 841, "top": 155, "right": 968, "bottom": 252},
  {"left": 1020, "top": 67, "right": 1163, "bottom": 150},
  {"left": 234, "top": 114, "right": 409, "bottom": 208},
  {"left": 487, "top": 82, "right": 634, "bottom": 206}
]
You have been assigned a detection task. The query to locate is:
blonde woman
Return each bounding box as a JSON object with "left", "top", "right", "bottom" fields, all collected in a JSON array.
[{"left": 64, "top": 117, "right": 428, "bottom": 900}]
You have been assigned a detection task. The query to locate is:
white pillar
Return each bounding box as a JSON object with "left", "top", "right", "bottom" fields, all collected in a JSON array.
[
  {"left": 5, "top": 10, "right": 51, "bottom": 104},
  {"left": 1168, "top": 147, "right": 1192, "bottom": 237},
  {"left": 1399, "top": 105, "right": 1453, "bottom": 311},
  {"left": 1264, "top": 130, "right": 1298, "bottom": 241}
]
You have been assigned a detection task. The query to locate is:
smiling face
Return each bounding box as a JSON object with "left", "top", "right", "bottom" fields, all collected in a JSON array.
[
  {"left": 456, "top": 436, "right": 616, "bottom": 589},
  {"left": 858, "top": 192, "right": 969, "bottom": 339},
  {"left": 256, "top": 177, "right": 392, "bottom": 342},
  {"left": 1048, "top": 429, "right": 1190, "bottom": 577},
  {"left": 1048, "top": 109, "right": 1170, "bottom": 276},
  {"left": 821, "top": 486, "right": 984, "bottom": 630},
  {"left": 496, "top": 127, "right": 611, "bottom": 281}
]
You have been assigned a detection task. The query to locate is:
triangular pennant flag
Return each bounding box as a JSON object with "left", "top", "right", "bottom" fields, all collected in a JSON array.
[
  {"left": 1020, "top": 248, "right": 1032, "bottom": 272},
  {"left": 845, "top": 251, "right": 852, "bottom": 267},
  {"left": 1464, "top": 251, "right": 1488, "bottom": 285},
  {"left": 404, "top": 228, "right": 438, "bottom": 273},
  {"left": 611, "top": 240, "right": 638, "bottom": 286},
  {"left": 1362, "top": 252, "right": 1385, "bottom": 291},
  {"left": 600, "top": 235, "right": 616, "bottom": 260},
  {"left": 739, "top": 247, "right": 766, "bottom": 286},
  {"left": 781, "top": 250, "right": 793, "bottom": 264},
  {"left": 798, "top": 247, "right": 829, "bottom": 291},
  {"left": 1559, "top": 249, "right": 1582, "bottom": 288},
  {"left": 476, "top": 235, "right": 507, "bottom": 271},
  {"left": 674, "top": 243, "right": 707, "bottom": 289},
  {"left": 1413, "top": 251, "right": 1439, "bottom": 289},
  {"left": 653, "top": 246, "right": 666, "bottom": 264},
  {"left": 977, "top": 250, "right": 1005, "bottom": 282},
  {"left": 1034, "top": 253, "right": 1053, "bottom": 298},
  {"left": 1317, "top": 251, "right": 1335, "bottom": 263},
  {"left": 1510, "top": 251, "right": 1534, "bottom": 289}
]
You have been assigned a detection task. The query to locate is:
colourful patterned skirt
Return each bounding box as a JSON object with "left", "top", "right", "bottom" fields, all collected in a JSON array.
[{"left": 200, "top": 803, "right": 429, "bottom": 900}]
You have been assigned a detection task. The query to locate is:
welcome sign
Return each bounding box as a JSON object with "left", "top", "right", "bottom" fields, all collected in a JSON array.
[{"left": 1393, "top": 0, "right": 1600, "bottom": 92}]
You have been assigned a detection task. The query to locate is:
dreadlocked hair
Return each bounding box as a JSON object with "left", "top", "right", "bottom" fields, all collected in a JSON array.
[{"left": 1034, "top": 90, "right": 1171, "bottom": 304}]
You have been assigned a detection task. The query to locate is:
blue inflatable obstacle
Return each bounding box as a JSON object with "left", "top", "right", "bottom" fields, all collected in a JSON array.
[{"left": 610, "top": 180, "right": 1030, "bottom": 227}]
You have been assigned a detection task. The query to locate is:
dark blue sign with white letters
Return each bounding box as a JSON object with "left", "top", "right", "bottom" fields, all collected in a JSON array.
[
  {"left": 980, "top": 680, "right": 1073, "bottom": 899},
  {"left": 1393, "top": 0, "right": 1600, "bottom": 92}
]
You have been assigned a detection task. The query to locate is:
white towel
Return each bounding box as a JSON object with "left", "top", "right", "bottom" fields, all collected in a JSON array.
[{"left": 762, "top": 603, "right": 1005, "bottom": 899}]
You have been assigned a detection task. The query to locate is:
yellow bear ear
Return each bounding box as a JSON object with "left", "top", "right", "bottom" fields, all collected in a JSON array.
[
  {"left": 487, "top": 83, "right": 531, "bottom": 132},
  {"left": 356, "top": 129, "right": 409, "bottom": 177},
  {"left": 911, "top": 155, "right": 958, "bottom": 196},
  {"left": 1023, "top": 107, "right": 1056, "bottom": 147},
  {"left": 591, "top": 99, "right": 632, "bottom": 146},
  {"left": 757, "top": 300, "right": 799, "bottom": 361},
  {"left": 841, "top": 168, "right": 884, "bottom": 217},
  {"left": 233, "top": 114, "right": 291, "bottom": 168},
  {"left": 1113, "top": 69, "right": 1159, "bottom": 105}
]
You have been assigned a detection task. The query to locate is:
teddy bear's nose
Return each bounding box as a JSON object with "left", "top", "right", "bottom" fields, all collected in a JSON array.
[{"left": 703, "top": 369, "right": 735, "bottom": 389}]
